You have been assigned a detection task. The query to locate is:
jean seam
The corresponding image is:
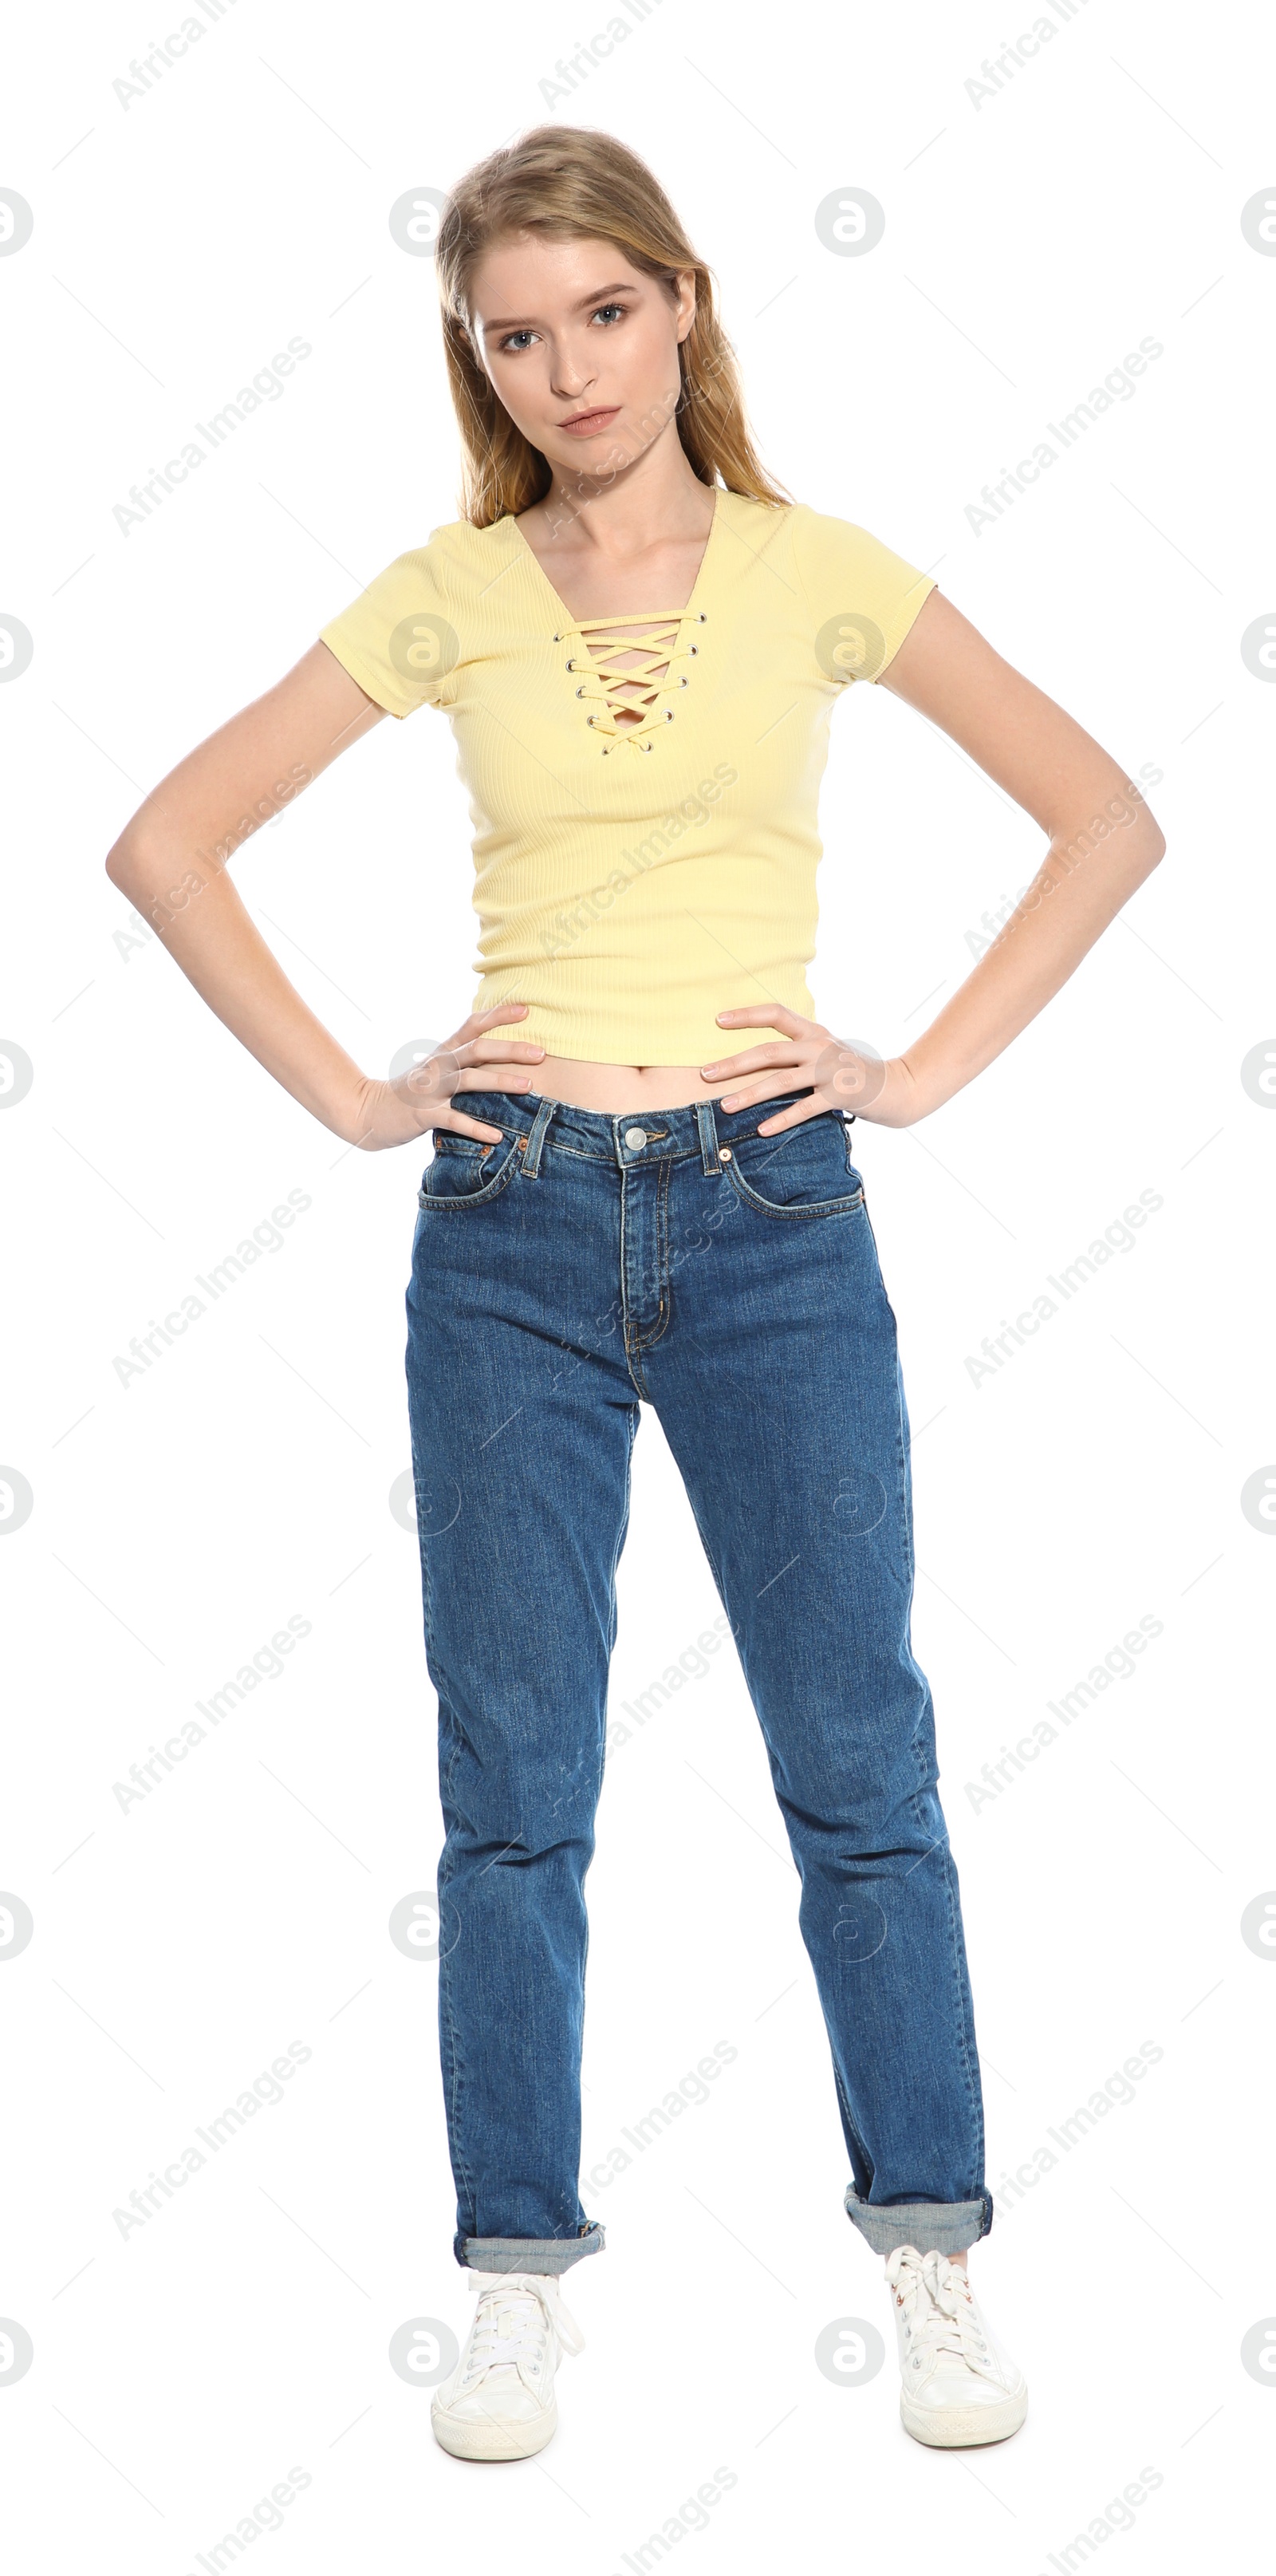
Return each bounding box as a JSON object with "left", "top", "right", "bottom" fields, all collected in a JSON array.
[{"left": 721, "top": 1162, "right": 866, "bottom": 1222}]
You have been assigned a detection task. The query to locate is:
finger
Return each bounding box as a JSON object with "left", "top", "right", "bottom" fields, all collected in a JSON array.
[
  {"left": 717, "top": 1075, "right": 811, "bottom": 1111},
  {"left": 714, "top": 1004, "right": 804, "bottom": 1033},
  {"left": 754, "top": 1097, "right": 830, "bottom": 1136},
  {"left": 433, "top": 1110, "right": 508, "bottom": 1143},
  {"left": 449, "top": 1001, "right": 533, "bottom": 1041},
  {"left": 701, "top": 1042, "right": 798, "bottom": 1078},
  {"left": 460, "top": 1040, "right": 547, "bottom": 1061}
]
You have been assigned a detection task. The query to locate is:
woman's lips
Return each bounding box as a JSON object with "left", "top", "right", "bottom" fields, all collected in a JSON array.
[{"left": 559, "top": 406, "right": 621, "bottom": 436}]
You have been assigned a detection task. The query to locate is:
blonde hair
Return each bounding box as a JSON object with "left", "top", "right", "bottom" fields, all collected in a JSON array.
[{"left": 433, "top": 124, "right": 790, "bottom": 527}]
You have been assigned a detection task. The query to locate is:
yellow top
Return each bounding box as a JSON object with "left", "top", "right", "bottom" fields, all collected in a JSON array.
[{"left": 318, "top": 487, "right": 936, "bottom": 1065}]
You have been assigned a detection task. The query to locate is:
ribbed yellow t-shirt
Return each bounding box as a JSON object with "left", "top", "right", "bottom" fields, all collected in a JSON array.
[{"left": 318, "top": 487, "right": 936, "bottom": 1066}]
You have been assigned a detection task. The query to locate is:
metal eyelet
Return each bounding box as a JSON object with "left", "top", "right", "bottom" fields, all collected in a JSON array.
[
  {"left": 576, "top": 685, "right": 585, "bottom": 697},
  {"left": 665, "top": 708, "right": 674, "bottom": 721},
  {"left": 688, "top": 644, "right": 698, "bottom": 656},
  {"left": 679, "top": 675, "right": 688, "bottom": 688},
  {"left": 565, "top": 658, "right": 576, "bottom": 671},
  {"left": 698, "top": 611, "right": 707, "bottom": 621}
]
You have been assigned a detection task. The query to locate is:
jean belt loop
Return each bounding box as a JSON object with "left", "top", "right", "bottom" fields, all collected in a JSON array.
[
  {"left": 519, "top": 1095, "right": 557, "bottom": 1178},
  {"left": 841, "top": 1111, "right": 857, "bottom": 1173},
  {"left": 695, "top": 1098, "right": 721, "bottom": 1177}
]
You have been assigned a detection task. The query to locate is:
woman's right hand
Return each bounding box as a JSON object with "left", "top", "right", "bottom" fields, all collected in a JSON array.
[{"left": 349, "top": 1004, "right": 546, "bottom": 1151}]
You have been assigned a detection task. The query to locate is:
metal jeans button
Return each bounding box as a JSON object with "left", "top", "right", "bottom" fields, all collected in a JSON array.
[{"left": 624, "top": 1126, "right": 648, "bottom": 1150}]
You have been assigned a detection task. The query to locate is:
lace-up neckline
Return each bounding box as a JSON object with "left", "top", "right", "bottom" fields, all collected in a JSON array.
[
  {"left": 558, "top": 609, "right": 706, "bottom": 753},
  {"left": 509, "top": 489, "right": 721, "bottom": 755}
]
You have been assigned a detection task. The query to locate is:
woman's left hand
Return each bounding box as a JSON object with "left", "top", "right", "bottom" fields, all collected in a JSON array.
[{"left": 702, "top": 1004, "right": 925, "bottom": 1133}]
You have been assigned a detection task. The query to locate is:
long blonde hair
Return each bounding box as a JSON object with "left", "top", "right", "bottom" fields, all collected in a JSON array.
[{"left": 434, "top": 124, "right": 790, "bottom": 527}]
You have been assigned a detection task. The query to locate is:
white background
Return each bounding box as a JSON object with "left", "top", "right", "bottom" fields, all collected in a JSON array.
[{"left": 2, "top": 1, "right": 1274, "bottom": 2567}]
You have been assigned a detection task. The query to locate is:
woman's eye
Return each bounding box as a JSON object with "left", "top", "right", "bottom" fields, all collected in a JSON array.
[
  {"left": 591, "top": 302, "right": 624, "bottom": 325},
  {"left": 498, "top": 329, "right": 536, "bottom": 353}
]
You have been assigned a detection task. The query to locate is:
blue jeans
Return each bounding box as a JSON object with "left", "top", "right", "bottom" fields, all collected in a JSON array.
[{"left": 404, "top": 1088, "right": 992, "bottom": 2273}]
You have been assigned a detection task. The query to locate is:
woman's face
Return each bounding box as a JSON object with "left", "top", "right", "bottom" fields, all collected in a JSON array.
[{"left": 467, "top": 231, "right": 695, "bottom": 487}]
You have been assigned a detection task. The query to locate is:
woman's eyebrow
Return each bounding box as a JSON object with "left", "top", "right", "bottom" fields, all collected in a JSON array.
[{"left": 480, "top": 282, "right": 640, "bottom": 331}]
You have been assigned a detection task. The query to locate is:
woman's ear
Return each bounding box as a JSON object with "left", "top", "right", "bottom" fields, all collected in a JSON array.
[{"left": 673, "top": 267, "right": 698, "bottom": 345}]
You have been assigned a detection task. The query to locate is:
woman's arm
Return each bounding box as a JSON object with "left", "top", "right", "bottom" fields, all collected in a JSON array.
[
  {"left": 104, "top": 641, "right": 543, "bottom": 1147},
  {"left": 703, "top": 589, "right": 1167, "bottom": 1133}
]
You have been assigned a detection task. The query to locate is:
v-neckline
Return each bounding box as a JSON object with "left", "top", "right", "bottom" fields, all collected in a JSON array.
[{"left": 507, "top": 485, "right": 723, "bottom": 634}]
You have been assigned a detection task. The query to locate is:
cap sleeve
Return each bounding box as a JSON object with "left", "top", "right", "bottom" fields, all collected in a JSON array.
[
  {"left": 318, "top": 532, "right": 461, "bottom": 718},
  {"left": 790, "top": 507, "right": 938, "bottom": 685}
]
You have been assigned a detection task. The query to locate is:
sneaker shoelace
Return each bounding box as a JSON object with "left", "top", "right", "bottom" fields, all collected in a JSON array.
[
  {"left": 459, "top": 2275, "right": 585, "bottom": 2388},
  {"left": 884, "top": 2246, "right": 996, "bottom": 2378}
]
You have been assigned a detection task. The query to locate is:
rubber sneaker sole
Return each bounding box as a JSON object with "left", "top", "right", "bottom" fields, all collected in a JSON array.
[
  {"left": 431, "top": 2397, "right": 558, "bottom": 2461},
  {"left": 900, "top": 2382, "right": 1028, "bottom": 2448}
]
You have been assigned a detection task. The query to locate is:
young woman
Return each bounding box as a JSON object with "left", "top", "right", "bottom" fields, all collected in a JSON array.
[{"left": 105, "top": 125, "right": 1164, "bottom": 2462}]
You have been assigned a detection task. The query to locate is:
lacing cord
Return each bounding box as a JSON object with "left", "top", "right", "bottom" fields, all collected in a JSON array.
[
  {"left": 461, "top": 2272, "right": 585, "bottom": 2381},
  {"left": 884, "top": 2246, "right": 994, "bottom": 2373},
  {"left": 561, "top": 610, "right": 701, "bottom": 751}
]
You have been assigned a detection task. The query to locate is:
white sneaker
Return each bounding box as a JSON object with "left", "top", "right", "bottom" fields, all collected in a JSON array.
[
  {"left": 884, "top": 2245, "right": 1027, "bottom": 2448},
  {"left": 431, "top": 2270, "right": 585, "bottom": 2461}
]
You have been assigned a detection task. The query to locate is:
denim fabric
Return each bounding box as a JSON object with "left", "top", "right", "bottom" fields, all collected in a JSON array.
[{"left": 404, "top": 1087, "right": 991, "bottom": 2274}]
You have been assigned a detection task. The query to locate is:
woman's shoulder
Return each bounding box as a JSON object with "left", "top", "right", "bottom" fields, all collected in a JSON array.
[{"left": 411, "top": 514, "right": 518, "bottom": 581}]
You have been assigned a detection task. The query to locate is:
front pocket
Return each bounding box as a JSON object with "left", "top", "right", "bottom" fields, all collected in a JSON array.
[
  {"left": 722, "top": 1118, "right": 866, "bottom": 1221},
  {"left": 417, "top": 1131, "right": 522, "bottom": 1210}
]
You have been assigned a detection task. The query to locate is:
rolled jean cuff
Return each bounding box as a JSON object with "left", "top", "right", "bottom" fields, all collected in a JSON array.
[
  {"left": 455, "top": 2220, "right": 605, "bottom": 2275},
  {"left": 844, "top": 2188, "right": 992, "bottom": 2258}
]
